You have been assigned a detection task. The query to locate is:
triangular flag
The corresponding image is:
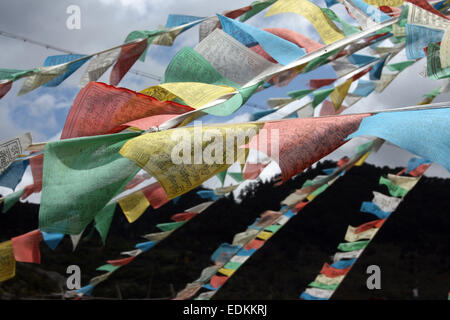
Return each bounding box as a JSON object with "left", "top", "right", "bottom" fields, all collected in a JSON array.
[{"left": 11, "top": 230, "right": 43, "bottom": 264}]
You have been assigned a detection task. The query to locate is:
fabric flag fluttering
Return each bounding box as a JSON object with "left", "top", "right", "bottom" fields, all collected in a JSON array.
[
  {"left": 248, "top": 114, "right": 370, "bottom": 182},
  {"left": 0, "top": 241, "right": 16, "bottom": 282},
  {"left": 39, "top": 132, "right": 141, "bottom": 234},
  {"left": 347, "top": 108, "right": 450, "bottom": 173},
  {"left": 0, "top": 133, "right": 32, "bottom": 175},
  {"left": 120, "top": 123, "right": 262, "bottom": 199},
  {"left": 265, "top": 0, "right": 345, "bottom": 45}
]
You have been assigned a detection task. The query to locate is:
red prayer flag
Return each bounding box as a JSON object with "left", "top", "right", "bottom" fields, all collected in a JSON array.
[
  {"left": 320, "top": 100, "right": 348, "bottom": 116},
  {"left": 142, "top": 182, "right": 169, "bottom": 209},
  {"left": 224, "top": 5, "right": 252, "bottom": 19},
  {"left": 21, "top": 153, "right": 44, "bottom": 200},
  {"left": 294, "top": 201, "right": 308, "bottom": 212},
  {"left": 405, "top": 0, "right": 449, "bottom": 19},
  {"left": 309, "top": 78, "right": 336, "bottom": 89},
  {"left": 264, "top": 28, "right": 323, "bottom": 53},
  {"left": 365, "top": 33, "right": 389, "bottom": 43},
  {"left": 352, "top": 67, "right": 372, "bottom": 81},
  {"left": 61, "top": 82, "right": 193, "bottom": 139},
  {"left": 248, "top": 114, "right": 370, "bottom": 182},
  {"left": 408, "top": 163, "right": 431, "bottom": 177},
  {"left": 171, "top": 212, "right": 198, "bottom": 222},
  {"left": 11, "top": 230, "right": 43, "bottom": 264},
  {"left": 337, "top": 156, "right": 350, "bottom": 168},
  {"left": 242, "top": 162, "right": 269, "bottom": 180},
  {"left": 0, "top": 81, "right": 12, "bottom": 99},
  {"left": 210, "top": 275, "right": 228, "bottom": 288},
  {"left": 320, "top": 262, "right": 351, "bottom": 277},
  {"left": 354, "top": 219, "right": 386, "bottom": 234},
  {"left": 244, "top": 239, "right": 264, "bottom": 250},
  {"left": 110, "top": 39, "right": 148, "bottom": 86},
  {"left": 107, "top": 256, "right": 135, "bottom": 266}
]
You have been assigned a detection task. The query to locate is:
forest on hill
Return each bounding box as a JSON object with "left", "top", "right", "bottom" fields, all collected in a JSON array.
[{"left": 1, "top": 161, "right": 449, "bottom": 300}]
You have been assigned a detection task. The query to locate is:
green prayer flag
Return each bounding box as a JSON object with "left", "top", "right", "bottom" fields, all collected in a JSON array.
[
  {"left": 287, "top": 89, "right": 312, "bottom": 100},
  {"left": 355, "top": 141, "right": 373, "bottom": 154},
  {"left": 427, "top": 43, "right": 450, "bottom": 80},
  {"left": 379, "top": 176, "right": 408, "bottom": 197},
  {"left": 387, "top": 61, "right": 415, "bottom": 72},
  {"left": 309, "top": 183, "right": 329, "bottom": 197},
  {"left": 239, "top": 0, "right": 277, "bottom": 22},
  {"left": 216, "top": 169, "right": 228, "bottom": 186},
  {"left": 0, "top": 68, "right": 34, "bottom": 81},
  {"left": 224, "top": 261, "right": 242, "bottom": 270},
  {"left": 163, "top": 47, "right": 239, "bottom": 88},
  {"left": 303, "top": 176, "right": 328, "bottom": 188},
  {"left": 156, "top": 220, "right": 186, "bottom": 232},
  {"left": 204, "top": 81, "right": 262, "bottom": 116},
  {"left": 38, "top": 132, "right": 141, "bottom": 235},
  {"left": 96, "top": 264, "right": 121, "bottom": 272},
  {"left": 337, "top": 240, "right": 369, "bottom": 252},
  {"left": 228, "top": 172, "right": 244, "bottom": 182},
  {"left": 162, "top": 47, "right": 261, "bottom": 116},
  {"left": 321, "top": 8, "right": 360, "bottom": 36},
  {"left": 424, "top": 87, "right": 442, "bottom": 99},
  {"left": 94, "top": 203, "right": 117, "bottom": 245},
  {"left": 124, "top": 30, "right": 163, "bottom": 62},
  {"left": 312, "top": 88, "right": 334, "bottom": 107},
  {"left": 264, "top": 224, "right": 281, "bottom": 233},
  {"left": 2, "top": 189, "right": 24, "bottom": 213},
  {"left": 309, "top": 281, "right": 339, "bottom": 291},
  {"left": 303, "top": 49, "right": 339, "bottom": 73},
  {"left": 398, "top": 6, "right": 408, "bottom": 27},
  {"left": 376, "top": 26, "right": 393, "bottom": 34}
]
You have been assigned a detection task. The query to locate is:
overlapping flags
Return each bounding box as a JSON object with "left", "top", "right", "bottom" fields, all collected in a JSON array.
[
  {"left": 299, "top": 156, "right": 427, "bottom": 300},
  {"left": 174, "top": 139, "right": 382, "bottom": 300},
  {"left": 1, "top": 0, "right": 449, "bottom": 299}
]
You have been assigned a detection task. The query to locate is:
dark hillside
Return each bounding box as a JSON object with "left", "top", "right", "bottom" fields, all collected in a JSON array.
[{"left": 1, "top": 161, "right": 449, "bottom": 300}]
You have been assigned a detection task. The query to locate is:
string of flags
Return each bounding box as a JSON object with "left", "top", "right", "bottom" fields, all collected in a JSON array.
[
  {"left": 174, "top": 139, "right": 382, "bottom": 300},
  {"left": 1, "top": 0, "right": 449, "bottom": 299},
  {"left": 299, "top": 156, "right": 428, "bottom": 300},
  {"left": 63, "top": 200, "right": 216, "bottom": 298}
]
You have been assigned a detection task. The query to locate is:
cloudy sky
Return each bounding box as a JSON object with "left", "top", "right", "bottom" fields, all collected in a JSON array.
[{"left": 0, "top": 0, "right": 449, "bottom": 202}]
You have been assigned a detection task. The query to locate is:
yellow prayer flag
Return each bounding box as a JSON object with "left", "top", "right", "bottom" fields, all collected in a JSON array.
[
  {"left": 218, "top": 268, "right": 236, "bottom": 277},
  {"left": 265, "top": 0, "right": 345, "bottom": 45},
  {"left": 141, "top": 82, "right": 236, "bottom": 109},
  {"left": 387, "top": 174, "right": 420, "bottom": 191},
  {"left": 257, "top": 231, "right": 273, "bottom": 240},
  {"left": 120, "top": 123, "right": 262, "bottom": 199},
  {"left": 314, "top": 274, "right": 344, "bottom": 285},
  {"left": 365, "top": 0, "right": 404, "bottom": 7},
  {"left": 306, "top": 194, "right": 315, "bottom": 201},
  {"left": 118, "top": 191, "right": 150, "bottom": 223},
  {"left": 354, "top": 151, "right": 371, "bottom": 166},
  {"left": 330, "top": 79, "right": 353, "bottom": 111},
  {"left": 152, "top": 28, "right": 183, "bottom": 46},
  {"left": 0, "top": 240, "right": 16, "bottom": 282},
  {"left": 140, "top": 85, "right": 178, "bottom": 101},
  {"left": 344, "top": 226, "right": 378, "bottom": 242}
]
